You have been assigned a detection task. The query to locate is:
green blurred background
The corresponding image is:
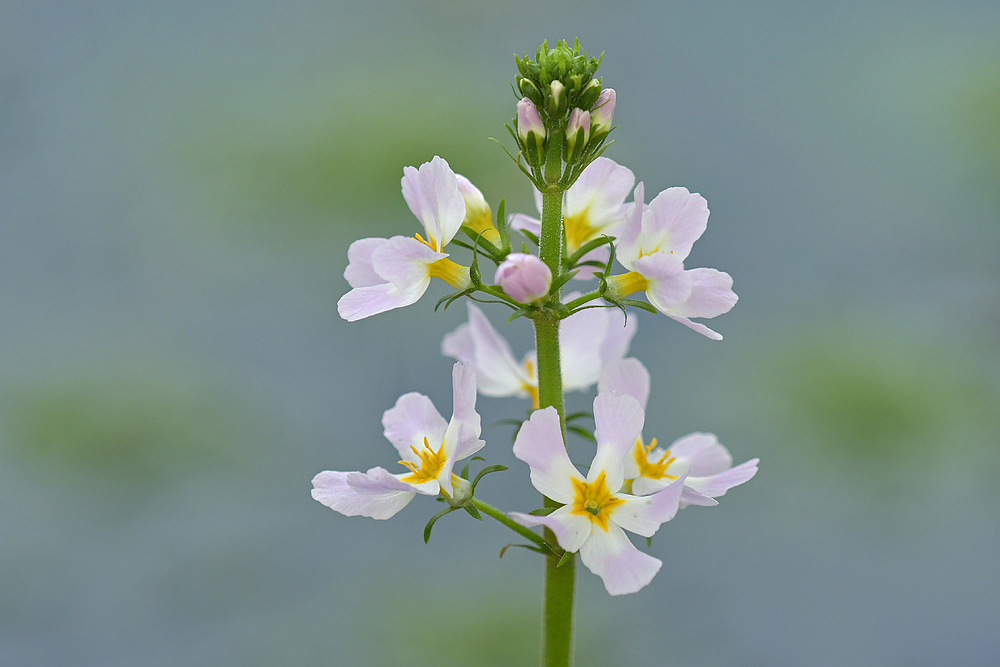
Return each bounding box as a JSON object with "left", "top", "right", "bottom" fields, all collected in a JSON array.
[{"left": 2, "top": 1, "right": 998, "bottom": 665}]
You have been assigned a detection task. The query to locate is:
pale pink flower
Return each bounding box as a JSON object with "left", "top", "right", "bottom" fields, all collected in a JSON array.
[
  {"left": 599, "top": 357, "right": 758, "bottom": 506},
  {"left": 311, "top": 363, "right": 483, "bottom": 519},
  {"left": 509, "top": 393, "right": 686, "bottom": 595},
  {"left": 606, "top": 182, "right": 737, "bottom": 340},
  {"left": 337, "top": 156, "right": 472, "bottom": 321}
]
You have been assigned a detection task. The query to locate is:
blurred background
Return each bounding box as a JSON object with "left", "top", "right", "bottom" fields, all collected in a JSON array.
[{"left": 2, "top": 1, "right": 999, "bottom": 665}]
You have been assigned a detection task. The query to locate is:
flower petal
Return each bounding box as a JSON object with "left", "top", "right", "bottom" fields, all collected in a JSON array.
[
  {"left": 598, "top": 358, "right": 651, "bottom": 411},
  {"left": 401, "top": 156, "right": 466, "bottom": 250},
  {"left": 441, "top": 303, "right": 531, "bottom": 398},
  {"left": 636, "top": 253, "right": 691, "bottom": 311},
  {"left": 381, "top": 392, "right": 448, "bottom": 461},
  {"left": 684, "top": 459, "right": 759, "bottom": 505},
  {"left": 337, "top": 281, "right": 427, "bottom": 322},
  {"left": 667, "top": 432, "right": 732, "bottom": 476},
  {"left": 615, "top": 182, "right": 646, "bottom": 269},
  {"left": 578, "top": 522, "right": 662, "bottom": 595},
  {"left": 644, "top": 186, "right": 709, "bottom": 261},
  {"left": 610, "top": 476, "right": 686, "bottom": 537},
  {"left": 599, "top": 307, "right": 638, "bottom": 368},
  {"left": 446, "top": 361, "right": 485, "bottom": 462},
  {"left": 591, "top": 392, "right": 645, "bottom": 492},
  {"left": 564, "top": 157, "right": 635, "bottom": 236},
  {"left": 560, "top": 306, "right": 609, "bottom": 391},
  {"left": 509, "top": 506, "right": 593, "bottom": 554},
  {"left": 509, "top": 213, "right": 541, "bottom": 237},
  {"left": 311, "top": 469, "right": 416, "bottom": 520},
  {"left": 344, "top": 237, "right": 389, "bottom": 288},
  {"left": 668, "top": 268, "right": 737, "bottom": 320},
  {"left": 512, "top": 406, "right": 584, "bottom": 504}
]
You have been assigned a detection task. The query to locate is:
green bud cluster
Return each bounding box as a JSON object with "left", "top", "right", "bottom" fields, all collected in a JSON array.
[{"left": 507, "top": 39, "right": 615, "bottom": 190}]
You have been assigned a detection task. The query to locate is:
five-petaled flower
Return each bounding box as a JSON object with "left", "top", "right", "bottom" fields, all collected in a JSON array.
[
  {"left": 311, "top": 362, "right": 484, "bottom": 519},
  {"left": 605, "top": 182, "right": 738, "bottom": 339},
  {"left": 509, "top": 393, "right": 689, "bottom": 595},
  {"left": 337, "top": 156, "right": 474, "bottom": 322},
  {"left": 441, "top": 300, "right": 635, "bottom": 410},
  {"left": 599, "top": 357, "right": 758, "bottom": 504}
]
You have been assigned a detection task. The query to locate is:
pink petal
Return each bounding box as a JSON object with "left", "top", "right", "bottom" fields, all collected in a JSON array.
[
  {"left": 684, "top": 459, "right": 759, "bottom": 503},
  {"left": 598, "top": 358, "right": 651, "bottom": 411},
  {"left": 344, "top": 237, "right": 389, "bottom": 288},
  {"left": 370, "top": 236, "right": 443, "bottom": 287},
  {"left": 598, "top": 307, "right": 638, "bottom": 368},
  {"left": 311, "top": 469, "right": 416, "bottom": 520},
  {"left": 559, "top": 306, "right": 609, "bottom": 391},
  {"left": 337, "top": 281, "right": 427, "bottom": 322},
  {"left": 644, "top": 186, "right": 709, "bottom": 261},
  {"left": 512, "top": 407, "right": 583, "bottom": 504},
  {"left": 578, "top": 522, "right": 662, "bottom": 596},
  {"left": 441, "top": 303, "right": 530, "bottom": 398},
  {"left": 636, "top": 253, "right": 692, "bottom": 311},
  {"left": 664, "top": 313, "right": 724, "bottom": 340},
  {"left": 382, "top": 392, "right": 448, "bottom": 462},
  {"left": 564, "top": 158, "right": 635, "bottom": 236},
  {"left": 447, "top": 362, "right": 485, "bottom": 462},
  {"left": 509, "top": 506, "right": 593, "bottom": 554},
  {"left": 668, "top": 432, "right": 732, "bottom": 475},
  {"left": 668, "top": 268, "right": 737, "bottom": 319},
  {"left": 508, "top": 213, "right": 541, "bottom": 237},
  {"left": 615, "top": 182, "right": 646, "bottom": 268},
  {"left": 591, "top": 392, "right": 645, "bottom": 492},
  {"left": 610, "top": 476, "right": 686, "bottom": 537},
  {"left": 400, "top": 156, "right": 466, "bottom": 250}
]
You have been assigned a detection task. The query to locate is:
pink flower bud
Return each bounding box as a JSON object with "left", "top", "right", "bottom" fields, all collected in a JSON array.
[
  {"left": 516, "top": 97, "right": 546, "bottom": 144},
  {"left": 495, "top": 253, "right": 552, "bottom": 304},
  {"left": 590, "top": 88, "right": 616, "bottom": 136},
  {"left": 564, "top": 107, "right": 591, "bottom": 162}
]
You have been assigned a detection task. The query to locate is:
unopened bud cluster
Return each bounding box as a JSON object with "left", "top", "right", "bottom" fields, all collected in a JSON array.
[{"left": 511, "top": 39, "right": 616, "bottom": 183}]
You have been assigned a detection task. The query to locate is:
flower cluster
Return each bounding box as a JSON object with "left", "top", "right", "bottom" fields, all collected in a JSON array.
[{"left": 312, "top": 40, "right": 756, "bottom": 604}]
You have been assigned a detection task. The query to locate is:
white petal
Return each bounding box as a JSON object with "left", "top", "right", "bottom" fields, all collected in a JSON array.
[
  {"left": 510, "top": 506, "right": 593, "bottom": 554},
  {"left": 382, "top": 392, "right": 448, "bottom": 461},
  {"left": 311, "top": 469, "right": 416, "bottom": 520},
  {"left": 668, "top": 268, "right": 737, "bottom": 319},
  {"left": 684, "top": 459, "right": 759, "bottom": 502},
  {"left": 668, "top": 432, "right": 732, "bottom": 475},
  {"left": 610, "top": 476, "right": 686, "bottom": 537},
  {"left": 401, "top": 156, "right": 466, "bottom": 250},
  {"left": 644, "top": 186, "right": 709, "bottom": 261},
  {"left": 590, "top": 392, "right": 645, "bottom": 492},
  {"left": 578, "top": 522, "right": 662, "bottom": 596},
  {"left": 446, "top": 362, "right": 485, "bottom": 462},
  {"left": 598, "top": 358, "right": 651, "bottom": 411},
  {"left": 441, "top": 303, "right": 531, "bottom": 398},
  {"left": 509, "top": 213, "right": 541, "bottom": 237},
  {"left": 337, "top": 281, "right": 427, "bottom": 322},
  {"left": 344, "top": 237, "right": 389, "bottom": 288},
  {"left": 559, "top": 306, "right": 609, "bottom": 391},
  {"left": 564, "top": 158, "right": 635, "bottom": 234},
  {"left": 636, "top": 253, "right": 691, "bottom": 312},
  {"left": 512, "top": 407, "right": 584, "bottom": 504},
  {"left": 598, "top": 306, "right": 637, "bottom": 368},
  {"left": 370, "top": 236, "right": 442, "bottom": 287},
  {"left": 615, "top": 182, "right": 646, "bottom": 269}
]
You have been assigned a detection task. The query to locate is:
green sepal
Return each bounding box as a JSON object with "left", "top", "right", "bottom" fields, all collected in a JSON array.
[
  {"left": 506, "top": 307, "right": 534, "bottom": 324},
  {"left": 460, "top": 456, "right": 485, "bottom": 480},
  {"left": 499, "top": 543, "right": 549, "bottom": 558},
  {"left": 433, "top": 288, "right": 473, "bottom": 312},
  {"left": 564, "top": 411, "right": 593, "bottom": 423},
  {"left": 423, "top": 506, "right": 459, "bottom": 543},
  {"left": 566, "top": 235, "right": 616, "bottom": 269},
  {"left": 527, "top": 506, "right": 558, "bottom": 516},
  {"left": 470, "top": 464, "right": 508, "bottom": 495},
  {"left": 567, "top": 425, "right": 597, "bottom": 443},
  {"left": 463, "top": 503, "right": 483, "bottom": 520},
  {"left": 556, "top": 551, "right": 575, "bottom": 568},
  {"left": 548, "top": 270, "right": 579, "bottom": 297},
  {"left": 646, "top": 536, "right": 652, "bottom": 549},
  {"left": 495, "top": 197, "right": 511, "bottom": 255},
  {"left": 519, "top": 229, "right": 540, "bottom": 246},
  {"left": 620, "top": 298, "right": 659, "bottom": 315}
]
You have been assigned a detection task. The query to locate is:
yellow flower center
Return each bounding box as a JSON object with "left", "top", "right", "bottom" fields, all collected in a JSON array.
[
  {"left": 570, "top": 471, "right": 625, "bottom": 532},
  {"left": 399, "top": 437, "right": 447, "bottom": 484},
  {"left": 521, "top": 357, "right": 540, "bottom": 410},
  {"left": 633, "top": 438, "right": 678, "bottom": 480},
  {"left": 563, "top": 208, "right": 598, "bottom": 254},
  {"left": 605, "top": 271, "right": 650, "bottom": 299},
  {"left": 414, "top": 231, "right": 441, "bottom": 253},
  {"left": 462, "top": 208, "right": 501, "bottom": 246},
  {"left": 413, "top": 233, "right": 472, "bottom": 289}
]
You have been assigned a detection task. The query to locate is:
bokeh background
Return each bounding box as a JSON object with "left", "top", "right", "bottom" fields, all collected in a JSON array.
[{"left": 3, "top": 1, "right": 999, "bottom": 665}]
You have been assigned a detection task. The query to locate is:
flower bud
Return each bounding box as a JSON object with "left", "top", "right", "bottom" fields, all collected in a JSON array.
[
  {"left": 494, "top": 253, "right": 552, "bottom": 303},
  {"left": 518, "top": 77, "right": 543, "bottom": 107},
  {"left": 564, "top": 107, "right": 591, "bottom": 164},
  {"left": 548, "top": 79, "right": 565, "bottom": 117},
  {"left": 456, "top": 174, "right": 500, "bottom": 246},
  {"left": 591, "top": 88, "right": 616, "bottom": 137},
  {"left": 516, "top": 97, "right": 546, "bottom": 166},
  {"left": 577, "top": 78, "right": 603, "bottom": 110}
]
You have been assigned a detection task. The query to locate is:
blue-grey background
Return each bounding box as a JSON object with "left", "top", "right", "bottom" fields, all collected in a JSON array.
[{"left": 2, "top": 1, "right": 999, "bottom": 665}]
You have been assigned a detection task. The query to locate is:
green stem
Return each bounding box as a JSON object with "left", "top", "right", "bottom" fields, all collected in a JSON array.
[
  {"left": 535, "top": 128, "right": 575, "bottom": 667},
  {"left": 470, "top": 498, "right": 558, "bottom": 554}
]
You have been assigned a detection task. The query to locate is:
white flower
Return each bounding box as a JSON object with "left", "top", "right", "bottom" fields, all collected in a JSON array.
[
  {"left": 509, "top": 157, "right": 635, "bottom": 277},
  {"left": 337, "top": 156, "right": 473, "bottom": 322},
  {"left": 599, "top": 357, "right": 758, "bottom": 506},
  {"left": 606, "top": 182, "right": 737, "bottom": 339},
  {"left": 509, "top": 393, "right": 686, "bottom": 595},
  {"left": 311, "top": 363, "right": 484, "bottom": 519},
  {"left": 441, "top": 300, "right": 636, "bottom": 409}
]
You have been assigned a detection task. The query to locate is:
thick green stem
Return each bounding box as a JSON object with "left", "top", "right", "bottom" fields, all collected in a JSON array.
[{"left": 535, "top": 129, "right": 575, "bottom": 667}]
